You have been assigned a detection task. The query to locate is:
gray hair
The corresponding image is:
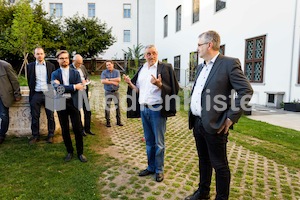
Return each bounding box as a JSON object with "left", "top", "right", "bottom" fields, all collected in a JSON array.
[{"left": 198, "top": 30, "right": 220, "bottom": 51}]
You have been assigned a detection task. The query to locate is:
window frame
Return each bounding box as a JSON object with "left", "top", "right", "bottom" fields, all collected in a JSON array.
[
  {"left": 189, "top": 51, "right": 199, "bottom": 81},
  {"left": 192, "top": 0, "right": 199, "bottom": 24},
  {"left": 164, "top": 15, "right": 168, "bottom": 38},
  {"left": 123, "top": 30, "right": 131, "bottom": 42},
  {"left": 244, "top": 35, "right": 266, "bottom": 83},
  {"left": 174, "top": 55, "right": 181, "bottom": 82},
  {"left": 88, "top": 3, "right": 95, "bottom": 18},
  {"left": 50, "top": 3, "right": 63, "bottom": 18},
  {"left": 123, "top": 4, "right": 131, "bottom": 18},
  {"left": 215, "top": 0, "right": 226, "bottom": 12},
  {"left": 176, "top": 5, "right": 182, "bottom": 32},
  {"left": 220, "top": 44, "right": 225, "bottom": 55}
]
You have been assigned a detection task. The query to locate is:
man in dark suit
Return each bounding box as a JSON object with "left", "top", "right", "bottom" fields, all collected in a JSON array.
[
  {"left": 0, "top": 60, "right": 21, "bottom": 144},
  {"left": 70, "top": 54, "right": 94, "bottom": 136},
  {"left": 51, "top": 50, "right": 87, "bottom": 162},
  {"left": 185, "top": 30, "right": 253, "bottom": 200},
  {"left": 27, "top": 47, "right": 56, "bottom": 144},
  {"left": 124, "top": 45, "right": 179, "bottom": 182}
]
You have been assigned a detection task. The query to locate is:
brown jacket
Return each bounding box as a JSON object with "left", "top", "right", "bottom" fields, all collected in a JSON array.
[{"left": 0, "top": 60, "right": 21, "bottom": 107}]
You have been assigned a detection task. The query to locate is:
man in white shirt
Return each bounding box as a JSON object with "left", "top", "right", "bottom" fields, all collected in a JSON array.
[
  {"left": 27, "top": 47, "right": 56, "bottom": 144},
  {"left": 124, "top": 45, "right": 179, "bottom": 182}
]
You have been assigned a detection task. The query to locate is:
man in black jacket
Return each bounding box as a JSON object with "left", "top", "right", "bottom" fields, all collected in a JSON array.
[
  {"left": 27, "top": 47, "right": 56, "bottom": 144},
  {"left": 124, "top": 45, "right": 179, "bottom": 182}
]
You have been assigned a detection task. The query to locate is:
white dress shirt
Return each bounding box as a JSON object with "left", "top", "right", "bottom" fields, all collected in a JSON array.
[
  {"left": 35, "top": 61, "right": 48, "bottom": 92},
  {"left": 136, "top": 61, "right": 162, "bottom": 105},
  {"left": 191, "top": 53, "right": 219, "bottom": 117}
]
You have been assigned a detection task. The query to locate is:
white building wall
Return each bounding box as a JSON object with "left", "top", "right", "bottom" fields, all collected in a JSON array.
[
  {"left": 35, "top": 0, "right": 155, "bottom": 60},
  {"left": 154, "top": 0, "right": 300, "bottom": 105}
]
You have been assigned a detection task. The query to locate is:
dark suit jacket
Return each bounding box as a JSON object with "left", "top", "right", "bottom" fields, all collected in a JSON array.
[
  {"left": 70, "top": 63, "right": 90, "bottom": 93},
  {"left": 188, "top": 54, "right": 253, "bottom": 133},
  {"left": 127, "top": 61, "right": 179, "bottom": 118},
  {"left": 0, "top": 60, "right": 21, "bottom": 107},
  {"left": 51, "top": 67, "right": 82, "bottom": 110},
  {"left": 27, "top": 61, "right": 56, "bottom": 101}
]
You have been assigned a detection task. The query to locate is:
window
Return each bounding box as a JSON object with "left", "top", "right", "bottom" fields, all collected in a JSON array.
[
  {"left": 164, "top": 15, "right": 168, "bottom": 37},
  {"left": 189, "top": 52, "right": 198, "bottom": 81},
  {"left": 50, "top": 3, "right": 63, "bottom": 18},
  {"left": 220, "top": 45, "right": 225, "bottom": 55},
  {"left": 244, "top": 35, "right": 266, "bottom": 83},
  {"left": 88, "top": 3, "right": 95, "bottom": 18},
  {"left": 124, "top": 30, "right": 130, "bottom": 42},
  {"left": 176, "top": 5, "right": 181, "bottom": 32},
  {"left": 192, "top": 0, "right": 199, "bottom": 23},
  {"left": 174, "top": 56, "right": 181, "bottom": 81},
  {"left": 162, "top": 58, "right": 168, "bottom": 63},
  {"left": 216, "top": 0, "right": 226, "bottom": 12},
  {"left": 123, "top": 4, "right": 131, "bottom": 18}
]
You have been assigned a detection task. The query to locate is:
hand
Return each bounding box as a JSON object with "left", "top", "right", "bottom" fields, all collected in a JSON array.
[
  {"left": 82, "top": 79, "right": 87, "bottom": 85},
  {"left": 54, "top": 80, "right": 60, "bottom": 84},
  {"left": 15, "top": 96, "right": 21, "bottom": 101},
  {"left": 217, "top": 118, "right": 233, "bottom": 134},
  {"left": 75, "top": 83, "right": 84, "bottom": 90},
  {"left": 151, "top": 74, "right": 162, "bottom": 88},
  {"left": 123, "top": 74, "right": 131, "bottom": 84}
]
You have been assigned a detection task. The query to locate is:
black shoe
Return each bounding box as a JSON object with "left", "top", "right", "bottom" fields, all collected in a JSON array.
[
  {"left": 117, "top": 122, "right": 124, "bottom": 126},
  {"left": 106, "top": 122, "right": 111, "bottom": 127},
  {"left": 64, "top": 153, "right": 73, "bottom": 162},
  {"left": 29, "top": 137, "right": 40, "bottom": 145},
  {"left": 86, "top": 131, "right": 95, "bottom": 135},
  {"left": 0, "top": 137, "right": 4, "bottom": 144},
  {"left": 78, "top": 154, "right": 88, "bottom": 162},
  {"left": 46, "top": 136, "right": 53, "bottom": 143},
  {"left": 184, "top": 190, "right": 210, "bottom": 200},
  {"left": 138, "top": 169, "right": 155, "bottom": 176},
  {"left": 156, "top": 173, "right": 164, "bottom": 182},
  {"left": 81, "top": 131, "right": 87, "bottom": 136}
]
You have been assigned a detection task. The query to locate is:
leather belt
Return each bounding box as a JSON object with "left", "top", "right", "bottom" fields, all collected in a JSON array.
[{"left": 143, "top": 104, "right": 160, "bottom": 108}]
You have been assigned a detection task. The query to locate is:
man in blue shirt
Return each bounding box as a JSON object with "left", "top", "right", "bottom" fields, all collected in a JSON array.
[{"left": 101, "top": 60, "right": 123, "bottom": 127}]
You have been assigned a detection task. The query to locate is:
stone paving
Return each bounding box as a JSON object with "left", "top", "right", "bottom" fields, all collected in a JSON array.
[{"left": 89, "top": 81, "right": 300, "bottom": 200}]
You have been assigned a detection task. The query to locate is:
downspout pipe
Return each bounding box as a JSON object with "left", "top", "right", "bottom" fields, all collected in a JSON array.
[{"left": 288, "top": 0, "right": 298, "bottom": 102}]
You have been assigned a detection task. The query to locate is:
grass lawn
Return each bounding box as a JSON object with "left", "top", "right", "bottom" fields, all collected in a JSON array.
[
  {"left": 230, "top": 116, "right": 300, "bottom": 170},
  {"left": 0, "top": 117, "right": 118, "bottom": 200}
]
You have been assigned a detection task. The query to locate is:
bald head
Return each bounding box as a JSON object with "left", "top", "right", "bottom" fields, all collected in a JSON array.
[{"left": 73, "top": 54, "right": 83, "bottom": 68}]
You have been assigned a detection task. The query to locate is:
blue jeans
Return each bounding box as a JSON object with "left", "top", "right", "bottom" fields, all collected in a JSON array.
[
  {"left": 140, "top": 105, "right": 166, "bottom": 174},
  {"left": 0, "top": 98, "right": 9, "bottom": 138}
]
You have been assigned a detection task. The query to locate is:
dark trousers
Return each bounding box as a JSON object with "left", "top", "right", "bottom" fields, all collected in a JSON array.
[
  {"left": 0, "top": 98, "right": 9, "bottom": 138},
  {"left": 57, "top": 99, "right": 83, "bottom": 155},
  {"left": 193, "top": 117, "right": 230, "bottom": 200},
  {"left": 30, "top": 92, "right": 55, "bottom": 138},
  {"left": 79, "top": 90, "right": 91, "bottom": 132},
  {"left": 105, "top": 91, "right": 121, "bottom": 123}
]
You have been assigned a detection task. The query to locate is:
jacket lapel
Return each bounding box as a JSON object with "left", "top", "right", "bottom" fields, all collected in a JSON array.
[
  {"left": 202, "top": 54, "right": 223, "bottom": 90},
  {"left": 191, "top": 63, "right": 204, "bottom": 95}
]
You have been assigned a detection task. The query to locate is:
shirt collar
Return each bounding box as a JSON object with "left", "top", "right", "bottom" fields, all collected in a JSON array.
[
  {"left": 36, "top": 61, "right": 45, "bottom": 65},
  {"left": 144, "top": 60, "right": 158, "bottom": 69},
  {"left": 60, "top": 66, "right": 69, "bottom": 71},
  {"left": 204, "top": 53, "right": 220, "bottom": 65}
]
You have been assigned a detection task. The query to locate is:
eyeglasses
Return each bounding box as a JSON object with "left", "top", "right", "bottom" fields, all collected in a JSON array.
[
  {"left": 198, "top": 42, "right": 209, "bottom": 47},
  {"left": 59, "top": 57, "right": 69, "bottom": 60}
]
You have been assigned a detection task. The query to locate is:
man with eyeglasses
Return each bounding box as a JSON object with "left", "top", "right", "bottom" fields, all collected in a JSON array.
[
  {"left": 70, "top": 54, "right": 94, "bottom": 136},
  {"left": 51, "top": 50, "right": 87, "bottom": 163},
  {"left": 185, "top": 30, "right": 253, "bottom": 200},
  {"left": 123, "top": 45, "right": 179, "bottom": 182},
  {"left": 27, "top": 47, "right": 56, "bottom": 144}
]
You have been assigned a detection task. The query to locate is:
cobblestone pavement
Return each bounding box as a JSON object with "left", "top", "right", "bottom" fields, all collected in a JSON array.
[{"left": 89, "top": 81, "right": 300, "bottom": 200}]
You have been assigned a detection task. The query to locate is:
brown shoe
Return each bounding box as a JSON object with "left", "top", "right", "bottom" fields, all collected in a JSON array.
[
  {"left": 29, "top": 137, "right": 40, "bottom": 145},
  {"left": 46, "top": 136, "right": 53, "bottom": 143}
]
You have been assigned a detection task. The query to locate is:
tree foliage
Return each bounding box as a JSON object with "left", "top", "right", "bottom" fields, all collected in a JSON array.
[
  {"left": 8, "top": 0, "right": 42, "bottom": 58},
  {"left": 63, "top": 15, "right": 116, "bottom": 58}
]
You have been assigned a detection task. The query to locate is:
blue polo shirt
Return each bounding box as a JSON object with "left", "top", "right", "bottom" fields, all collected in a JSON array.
[{"left": 101, "top": 69, "right": 120, "bottom": 91}]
